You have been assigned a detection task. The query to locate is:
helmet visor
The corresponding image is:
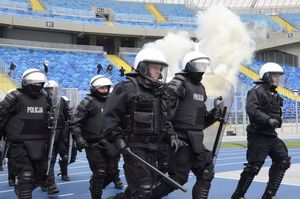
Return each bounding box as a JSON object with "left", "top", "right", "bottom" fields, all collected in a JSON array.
[
  {"left": 270, "top": 72, "right": 286, "bottom": 87},
  {"left": 186, "top": 58, "right": 213, "bottom": 74},
  {"left": 139, "top": 61, "right": 168, "bottom": 84}
]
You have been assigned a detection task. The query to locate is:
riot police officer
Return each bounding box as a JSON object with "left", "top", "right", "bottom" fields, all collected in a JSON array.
[
  {"left": 151, "top": 51, "right": 222, "bottom": 199},
  {"left": 103, "top": 48, "right": 183, "bottom": 199},
  {"left": 231, "top": 62, "right": 290, "bottom": 199},
  {"left": 70, "top": 75, "right": 122, "bottom": 199},
  {"left": 42, "top": 80, "right": 71, "bottom": 195},
  {"left": 0, "top": 68, "right": 50, "bottom": 199}
]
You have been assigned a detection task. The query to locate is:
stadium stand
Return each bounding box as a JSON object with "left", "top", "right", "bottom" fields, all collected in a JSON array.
[
  {"left": 0, "top": 46, "right": 124, "bottom": 90},
  {"left": 278, "top": 13, "right": 300, "bottom": 30}
]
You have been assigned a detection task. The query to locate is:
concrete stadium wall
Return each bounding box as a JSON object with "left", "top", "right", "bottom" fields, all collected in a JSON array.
[
  {"left": 0, "top": 14, "right": 197, "bottom": 38},
  {"left": 3, "top": 28, "right": 74, "bottom": 44}
]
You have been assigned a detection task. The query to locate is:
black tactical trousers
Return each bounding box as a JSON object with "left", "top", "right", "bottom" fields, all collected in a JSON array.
[
  {"left": 232, "top": 134, "right": 290, "bottom": 199},
  {"left": 152, "top": 145, "right": 214, "bottom": 199},
  {"left": 86, "top": 145, "right": 120, "bottom": 199},
  {"left": 9, "top": 143, "right": 48, "bottom": 199},
  {"left": 122, "top": 147, "right": 157, "bottom": 199}
]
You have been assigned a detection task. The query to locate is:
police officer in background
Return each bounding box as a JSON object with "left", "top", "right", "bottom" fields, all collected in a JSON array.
[
  {"left": 231, "top": 62, "right": 290, "bottom": 199},
  {"left": 70, "top": 75, "right": 123, "bottom": 199},
  {"left": 151, "top": 51, "right": 222, "bottom": 199},
  {"left": 0, "top": 68, "right": 51, "bottom": 199},
  {"left": 103, "top": 48, "right": 184, "bottom": 199},
  {"left": 41, "top": 80, "right": 71, "bottom": 195}
]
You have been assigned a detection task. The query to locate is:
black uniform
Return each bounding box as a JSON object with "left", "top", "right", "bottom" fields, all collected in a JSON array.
[
  {"left": 0, "top": 89, "right": 51, "bottom": 199},
  {"left": 232, "top": 82, "right": 290, "bottom": 199},
  {"left": 69, "top": 93, "right": 120, "bottom": 199},
  {"left": 102, "top": 73, "right": 175, "bottom": 199},
  {"left": 152, "top": 74, "right": 218, "bottom": 199},
  {"left": 46, "top": 97, "right": 71, "bottom": 192}
]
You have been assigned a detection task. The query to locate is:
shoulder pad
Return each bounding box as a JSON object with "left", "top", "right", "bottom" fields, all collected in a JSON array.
[
  {"left": 81, "top": 95, "right": 94, "bottom": 106},
  {"left": 5, "top": 89, "right": 21, "bottom": 102},
  {"left": 1, "top": 89, "right": 20, "bottom": 107},
  {"left": 167, "top": 75, "right": 186, "bottom": 96}
]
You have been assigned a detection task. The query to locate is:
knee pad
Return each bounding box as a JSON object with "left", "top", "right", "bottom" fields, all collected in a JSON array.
[
  {"left": 244, "top": 162, "right": 263, "bottom": 175},
  {"left": 93, "top": 169, "right": 106, "bottom": 179},
  {"left": 200, "top": 168, "right": 215, "bottom": 181},
  {"left": 19, "top": 171, "right": 33, "bottom": 184},
  {"left": 274, "top": 157, "right": 291, "bottom": 170}
]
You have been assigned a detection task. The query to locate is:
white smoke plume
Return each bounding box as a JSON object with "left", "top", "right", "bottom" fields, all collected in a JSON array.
[
  {"left": 197, "top": 5, "right": 255, "bottom": 88},
  {"left": 142, "top": 5, "right": 255, "bottom": 101},
  {"left": 143, "top": 31, "right": 194, "bottom": 80}
]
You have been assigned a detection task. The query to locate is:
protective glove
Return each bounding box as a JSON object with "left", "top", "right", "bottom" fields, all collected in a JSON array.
[
  {"left": 115, "top": 138, "right": 127, "bottom": 153},
  {"left": 75, "top": 136, "right": 88, "bottom": 152},
  {"left": 170, "top": 135, "right": 188, "bottom": 153},
  {"left": 268, "top": 118, "right": 280, "bottom": 128},
  {"left": 212, "top": 107, "right": 223, "bottom": 121}
]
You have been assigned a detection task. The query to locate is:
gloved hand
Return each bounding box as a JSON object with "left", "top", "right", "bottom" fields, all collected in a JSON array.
[
  {"left": 268, "top": 118, "right": 280, "bottom": 128},
  {"left": 212, "top": 107, "right": 223, "bottom": 121},
  {"left": 115, "top": 138, "right": 127, "bottom": 153},
  {"left": 75, "top": 136, "right": 88, "bottom": 152},
  {"left": 170, "top": 135, "right": 188, "bottom": 153}
]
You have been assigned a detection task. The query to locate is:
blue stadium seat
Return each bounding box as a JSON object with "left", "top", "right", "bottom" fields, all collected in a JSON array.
[
  {"left": 0, "top": 47, "right": 124, "bottom": 90},
  {"left": 278, "top": 13, "right": 300, "bottom": 30}
]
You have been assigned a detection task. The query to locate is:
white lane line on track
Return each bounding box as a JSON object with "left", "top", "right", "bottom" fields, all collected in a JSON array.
[
  {"left": 58, "top": 193, "right": 74, "bottom": 197},
  {"left": 215, "top": 176, "right": 300, "bottom": 187},
  {"left": 217, "top": 152, "right": 300, "bottom": 161},
  {"left": 216, "top": 156, "right": 300, "bottom": 166},
  {"left": 218, "top": 151, "right": 300, "bottom": 157}
]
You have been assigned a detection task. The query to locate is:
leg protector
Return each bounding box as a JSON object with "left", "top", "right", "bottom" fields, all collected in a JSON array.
[
  {"left": 262, "top": 157, "right": 291, "bottom": 199},
  {"left": 90, "top": 168, "right": 105, "bottom": 199},
  {"left": 151, "top": 181, "right": 176, "bottom": 199},
  {"left": 192, "top": 168, "right": 215, "bottom": 199},
  {"left": 138, "top": 184, "right": 152, "bottom": 199},
  {"left": 231, "top": 163, "right": 262, "bottom": 199},
  {"left": 16, "top": 171, "right": 34, "bottom": 199}
]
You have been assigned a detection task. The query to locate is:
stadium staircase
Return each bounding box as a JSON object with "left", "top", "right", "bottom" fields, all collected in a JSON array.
[
  {"left": 145, "top": 3, "right": 166, "bottom": 22},
  {"left": 239, "top": 64, "right": 300, "bottom": 101},
  {"left": 106, "top": 54, "right": 132, "bottom": 73},
  {"left": 29, "top": 0, "right": 45, "bottom": 12},
  {"left": 0, "top": 73, "right": 17, "bottom": 93},
  {"left": 271, "top": 15, "right": 298, "bottom": 32}
]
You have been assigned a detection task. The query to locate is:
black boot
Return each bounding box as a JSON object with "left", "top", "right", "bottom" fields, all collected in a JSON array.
[
  {"left": 9, "top": 178, "right": 16, "bottom": 186},
  {"left": 59, "top": 159, "right": 70, "bottom": 181},
  {"left": 114, "top": 180, "right": 124, "bottom": 189},
  {"left": 47, "top": 166, "right": 59, "bottom": 196},
  {"left": 231, "top": 172, "right": 255, "bottom": 199}
]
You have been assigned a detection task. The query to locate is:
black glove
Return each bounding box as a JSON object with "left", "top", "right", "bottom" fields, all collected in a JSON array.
[
  {"left": 115, "top": 138, "right": 127, "bottom": 153},
  {"left": 212, "top": 107, "right": 223, "bottom": 121},
  {"left": 170, "top": 135, "right": 188, "bottom": 153},
  {"left": 75, "top": 136, "right": 88, "bottom": 152},
  {"left": 268, "top": 118, "right": 280, "bottom": 128}
]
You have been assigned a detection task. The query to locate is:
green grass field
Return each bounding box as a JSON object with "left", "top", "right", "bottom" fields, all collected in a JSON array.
[{"left": 220, "top": 141, "right": 300, "bottom": 149}]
